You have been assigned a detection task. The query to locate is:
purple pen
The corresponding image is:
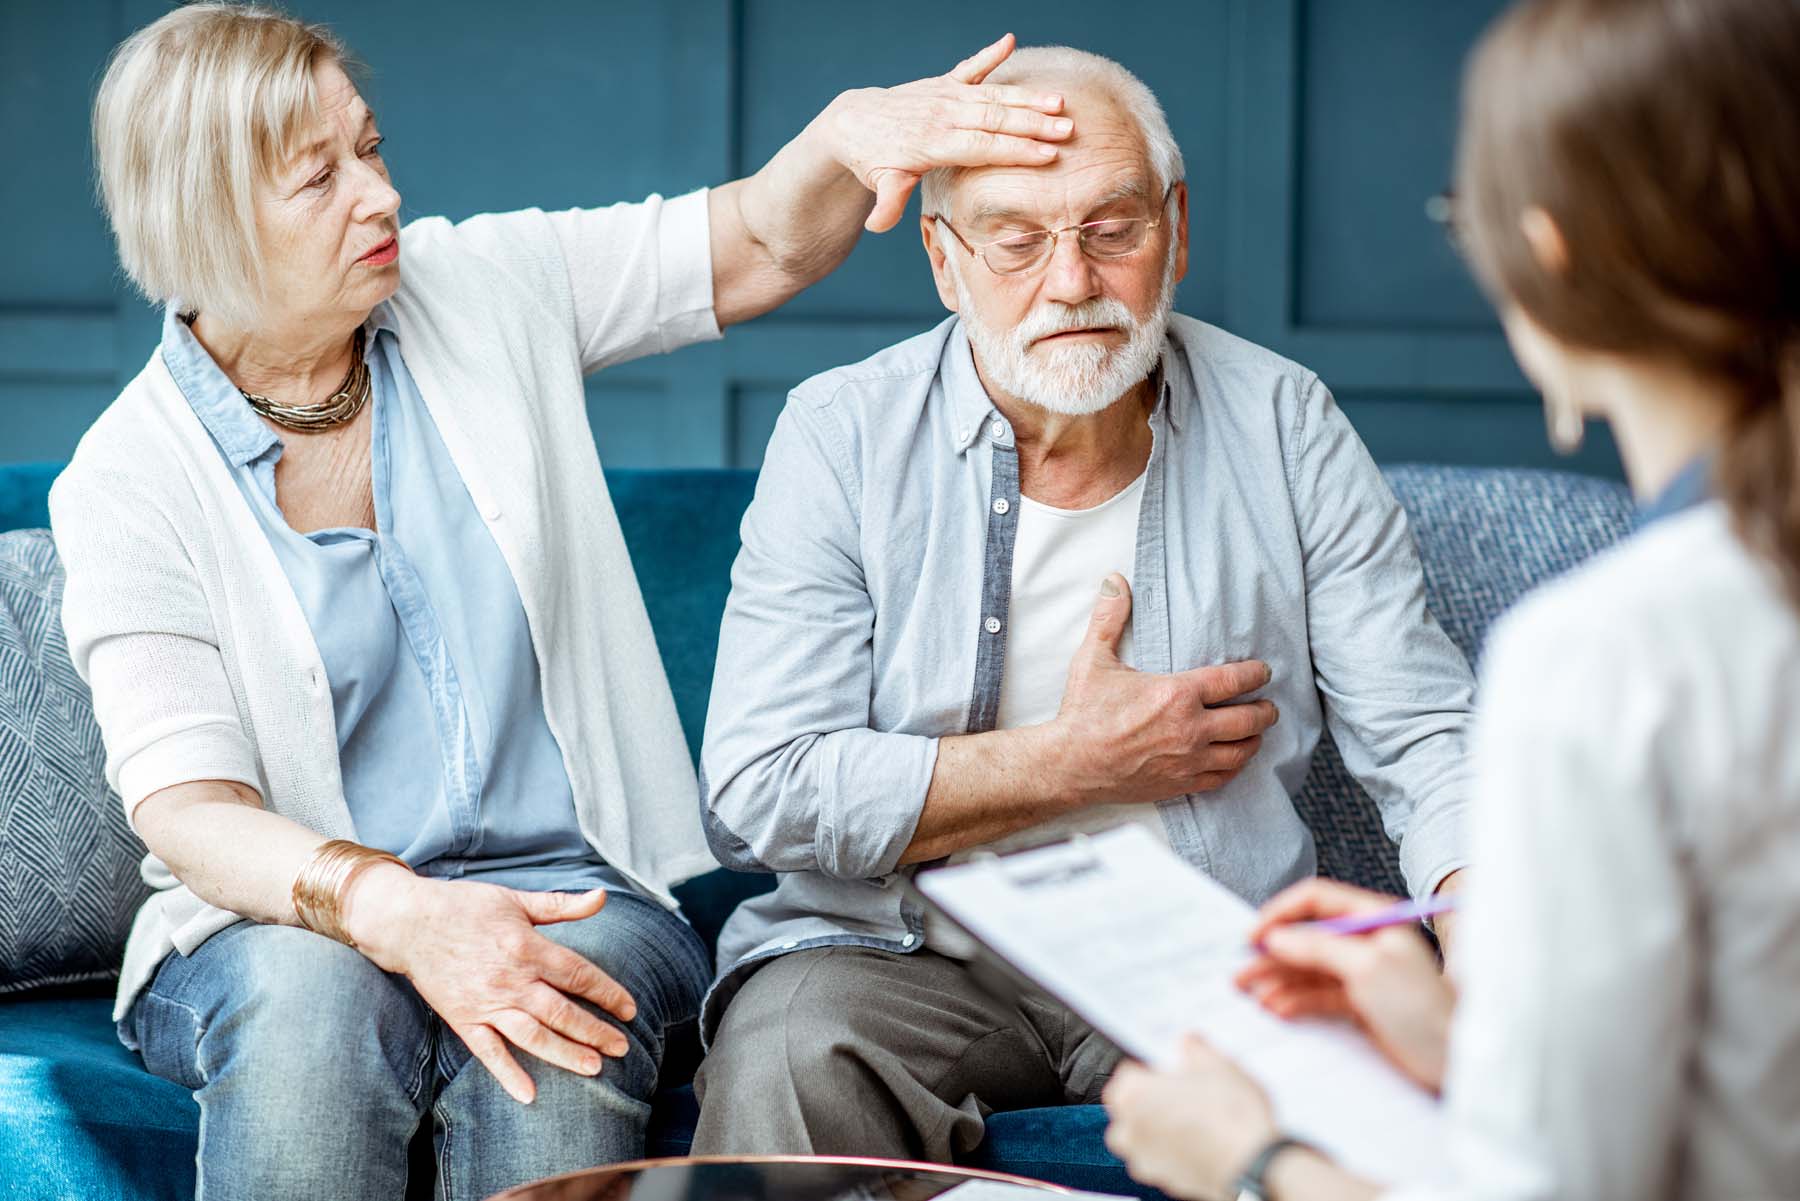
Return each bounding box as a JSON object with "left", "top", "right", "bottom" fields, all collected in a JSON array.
[{"left": 1293, "top": 893, "right": 1458, "bottom": 937}]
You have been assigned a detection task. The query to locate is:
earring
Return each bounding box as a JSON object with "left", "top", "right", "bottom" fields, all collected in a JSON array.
[{"left": 1544, "top": 392, "right": 1585, "bottom": 455}]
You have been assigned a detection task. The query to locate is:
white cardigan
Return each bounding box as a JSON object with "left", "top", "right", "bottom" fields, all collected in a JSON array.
[{"left": 49, "top": 191, "right": 725, "bottom": 1020}]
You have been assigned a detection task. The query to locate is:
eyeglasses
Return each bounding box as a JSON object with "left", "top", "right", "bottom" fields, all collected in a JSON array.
[
  {"left": 1426, "top": 189, "right": 1464, "bottom": 255},
  {"left": 927, "top": 185, "right": 1175, "bottom": 276}
]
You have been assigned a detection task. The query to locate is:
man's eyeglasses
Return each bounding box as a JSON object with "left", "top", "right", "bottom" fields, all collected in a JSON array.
[{"left": 927, "top": 185, "right": 1176, "bottom": 276}]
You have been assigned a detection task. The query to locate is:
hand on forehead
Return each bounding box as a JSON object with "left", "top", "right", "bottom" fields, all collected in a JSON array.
[{"left": 954, "top": 88, "right": 1154, "bottom": 230}]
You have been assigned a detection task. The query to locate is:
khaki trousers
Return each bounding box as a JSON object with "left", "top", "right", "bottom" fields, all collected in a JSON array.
[{"left": 692, "top": 944, "right": 1121, "bottom": 1162}]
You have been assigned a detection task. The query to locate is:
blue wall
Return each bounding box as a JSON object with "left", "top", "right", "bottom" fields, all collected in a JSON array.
[{"left": 1, "top": 0, "right": 1622, "bottom": 478}]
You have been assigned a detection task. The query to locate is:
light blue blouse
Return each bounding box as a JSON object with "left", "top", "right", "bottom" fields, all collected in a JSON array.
[{"left": 161, "top": 306, "right": 628, "bottom": 894}]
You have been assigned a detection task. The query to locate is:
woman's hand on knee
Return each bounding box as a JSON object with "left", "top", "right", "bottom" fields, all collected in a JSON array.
[{"left": 346, "top": 873, "right": 638, "bottom": 1104}]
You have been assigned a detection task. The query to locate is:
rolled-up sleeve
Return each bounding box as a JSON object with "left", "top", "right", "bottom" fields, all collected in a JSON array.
[
  {"left": 698, "top": 395, "right": 938, "bottom": 879},
  {"left": 49, "top": 472, "right": 261, "bottom": 824},
  {"left": 1286, "top": 376, "right": 1475, "bottom": 897}
]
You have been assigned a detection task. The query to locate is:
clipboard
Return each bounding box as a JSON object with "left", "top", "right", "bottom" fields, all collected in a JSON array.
[
  {"left": 899, "top": 834, "right": 1130, "bottom": 1063},
  {"left": 898, "top": 825, "right": 1452, "bottom": 1187}
]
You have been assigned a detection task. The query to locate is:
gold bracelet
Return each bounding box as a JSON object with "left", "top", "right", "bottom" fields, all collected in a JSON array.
[{"left": 291, "top": 839, "right": 409, "bottom": 948}]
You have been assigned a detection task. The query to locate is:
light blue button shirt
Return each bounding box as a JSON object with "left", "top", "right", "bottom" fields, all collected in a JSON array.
[
  {"left": 698, "top": 314, "right": 1476, "bottom": 1037},
  {"left": 160, "top": 306, "right": 628, "bottom": 894}
]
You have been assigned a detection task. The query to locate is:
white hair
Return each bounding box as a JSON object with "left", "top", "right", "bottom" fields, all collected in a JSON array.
[
  {"left": 919, "top": 45, "right": 1184, "bottom": 217},
  {"left": 943, "top": 228, "right": 1179, "bottom": 416},
  {"left": 92, "top": 3, "right": 351, "bottom": 325}
]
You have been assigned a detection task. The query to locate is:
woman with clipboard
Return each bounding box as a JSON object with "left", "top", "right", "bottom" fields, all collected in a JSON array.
[{"left": 1100, "top": 1, "right": 1800, "bottom": 1198}]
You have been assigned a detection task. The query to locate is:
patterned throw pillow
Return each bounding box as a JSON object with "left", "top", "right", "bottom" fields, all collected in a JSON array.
[
  {"left": 0, "top": 528, "right": 151, "bottom": 993},
  {"left": 1293, "top": 465, "right": 1637, "bottom": 896}
]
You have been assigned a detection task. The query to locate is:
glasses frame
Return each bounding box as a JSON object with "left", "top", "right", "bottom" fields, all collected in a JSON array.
[
  {"left": 1426, "top": 189, "right": 1464, "bottom": 255},
  {"left": 927, "top": 184, "right": 1177, "bottom": 276}
]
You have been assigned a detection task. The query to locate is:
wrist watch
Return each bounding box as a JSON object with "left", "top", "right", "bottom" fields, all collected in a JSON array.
[{"left": 1233, "top": 1134, "right": 1310, "bottom": 1201}]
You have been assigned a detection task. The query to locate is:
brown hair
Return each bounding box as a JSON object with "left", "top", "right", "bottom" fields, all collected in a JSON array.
[{"left": 1456, "top": 0, "right": 1800, "bottom": 602}]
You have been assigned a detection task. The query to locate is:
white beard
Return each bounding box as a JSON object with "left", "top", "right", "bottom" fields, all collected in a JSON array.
[{"left": 949, "top": 247, "right": 1178, "bottom": 417}]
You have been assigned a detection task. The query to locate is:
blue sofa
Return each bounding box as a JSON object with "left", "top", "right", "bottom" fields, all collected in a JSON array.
[{"left": 0, "top": 460, "right": 1635, "bottom": 1201}]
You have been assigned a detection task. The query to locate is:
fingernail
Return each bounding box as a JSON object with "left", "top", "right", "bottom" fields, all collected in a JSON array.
[
  {"left": 1052, "top": 118, "right": 1072, "bottom": 134},
  {"left": 1100, "top": 577, "right": 1120, "bottom": 597},
  {"left": 1036, "top": 144, "right": 1057, "bottom": 158},
  {"left": 585, "top": 1056, "right": 602, "bottom": 1074},
  {"left": 1043, "top": 93, "right": 1062, "bottom": 108}
]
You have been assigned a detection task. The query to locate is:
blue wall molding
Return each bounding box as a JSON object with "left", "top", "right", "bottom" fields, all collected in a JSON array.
[{"left": 1, "top": 0, "right": 1617, "bottom": 476}]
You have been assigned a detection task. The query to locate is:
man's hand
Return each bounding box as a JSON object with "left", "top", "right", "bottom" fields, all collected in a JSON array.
[
  {"left": 821, "top": 33, "right": 1073, "bottom": 232},
  {"left": 1052, "top": 573, "right": 1279, "bottom": 807},
  {"left": 345, "top": 868, "right": 636, "bottom": 1105},
  {"left": 1237, "top": 878, "right": 1455, "bottom": 1093}
]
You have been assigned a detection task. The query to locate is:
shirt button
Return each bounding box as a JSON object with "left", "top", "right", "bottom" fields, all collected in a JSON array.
[
  {"left": 482, "top": 502, "right": 502, "bottom": 521},
  {"left": 958, "top": 427, "right": 971, "bottom": 442},
  {"left": 992, "top": 498, "right": 1010, "bottom": 516},
  {"left": 990, "top": 420, "right": 1007, "bottom": 438},
  {"left": 984, "top": 616, "right": 1002, "bottom": 634},
  {"left": 902, "top": 934, "right": 917, "bottom": 948}
]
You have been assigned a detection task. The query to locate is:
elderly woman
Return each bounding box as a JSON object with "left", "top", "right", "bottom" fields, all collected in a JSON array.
[{"left": 51, "top": 5, "right": 1075, "bottom": 1198}]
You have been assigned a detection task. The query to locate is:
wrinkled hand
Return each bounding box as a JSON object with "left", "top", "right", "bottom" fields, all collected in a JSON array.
[
  {"left": 822, "top": 33, "right": 1074, "bottom": 232},
  {"left": 345, "top": 866, "right": 635, "bottom": 1104},
  {"left": 1238, "top": 878, "right": 1455, "bottom": 1092},
  {"left": 1054, "top": 574, "right": 1279, "bottom": 806},
  {"left": 1103, "top": 1036, "right": 1279, "bottom": 1201}
]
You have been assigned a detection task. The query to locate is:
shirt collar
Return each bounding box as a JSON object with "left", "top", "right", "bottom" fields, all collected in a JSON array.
[
  {"left": 159, "top": 307, "right": 281, "bottom": 468},
  {"left": 368, "top": 300, "right": 400, "bottom": 337},
  {"left": 941, "top": 317, "right": 1179, "bottom": 456},
  {"left": 1637, "top": 456, "right": 1713, "bottom": 528},
  {"left": 158, "top": 304, "right": 399, "bottom": 468}
]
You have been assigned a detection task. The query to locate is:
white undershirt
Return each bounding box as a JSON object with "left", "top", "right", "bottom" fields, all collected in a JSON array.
[
  {"left": 932, "top": 468, "right": 1176, "bottom": 958},
  {"left": 995, "top": 470, "right": 1147, "bottom": 730}
]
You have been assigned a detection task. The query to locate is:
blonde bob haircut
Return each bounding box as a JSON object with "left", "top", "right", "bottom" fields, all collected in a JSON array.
[{"left": 93, "top": 3, "right": 353, "bottom": 325}]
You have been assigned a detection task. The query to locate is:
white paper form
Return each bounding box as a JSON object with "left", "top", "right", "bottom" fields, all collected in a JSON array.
[{"left": 913, "top": 825, "right": 1452, "bottom": 1188}]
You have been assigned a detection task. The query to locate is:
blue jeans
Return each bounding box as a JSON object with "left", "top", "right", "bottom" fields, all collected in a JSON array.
[{"left": 122, "top": 891, "right": 709, "bottom": 1201}]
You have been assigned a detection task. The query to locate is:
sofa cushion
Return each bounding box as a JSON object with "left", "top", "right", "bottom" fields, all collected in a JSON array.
[
  {"left": 0, "top": 995, "right": 196, "bottom": 1200},
  {"left": 604, "top": 468, "right": 757, "bottom": 761},
  {"left": 0, "top": 530, "right": 152, "bottom": 994},
  {"left": 0, "top": 462, "right": 58, "bottom": 536},
  {"left": 1293, "top": 466, "right": 1635, "bottom": 895},
  {"left": 607, "top": 469, "right": 779, "bottom": 955}
]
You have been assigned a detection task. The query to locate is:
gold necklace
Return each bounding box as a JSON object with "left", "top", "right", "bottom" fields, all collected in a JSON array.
[{"left": 239, "top": 327, "right": 371, "bottom": 433}]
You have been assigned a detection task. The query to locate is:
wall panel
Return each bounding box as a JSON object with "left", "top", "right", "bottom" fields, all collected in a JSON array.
[
  {"left": 3, "top": 0, "right": 1620, "bottom": 479},
  {"left": 1294, "top": 0, "right": 1502, "bottom": 331}
]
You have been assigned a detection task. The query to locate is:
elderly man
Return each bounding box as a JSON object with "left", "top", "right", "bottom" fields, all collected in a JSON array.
[{"left": 692, "top": 46, "right": 1475, "bottom": 1161}]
